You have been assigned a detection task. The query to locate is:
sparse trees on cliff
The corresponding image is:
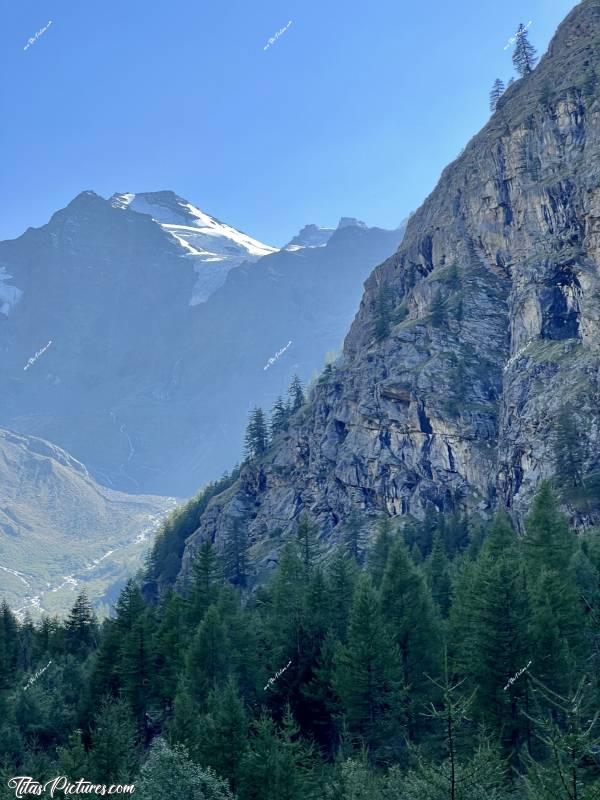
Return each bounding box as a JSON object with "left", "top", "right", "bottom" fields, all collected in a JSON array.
[
  {"left": 490, "top": 78, "right": 505, "bottom": 112},
  {"left": 513, "top": 23, "right": 537, "bottom": 76}
]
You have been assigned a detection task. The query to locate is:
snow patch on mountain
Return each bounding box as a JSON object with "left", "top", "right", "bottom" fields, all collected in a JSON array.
[{"left": 111, "top": 191, "right": 278, "bottom": 304}]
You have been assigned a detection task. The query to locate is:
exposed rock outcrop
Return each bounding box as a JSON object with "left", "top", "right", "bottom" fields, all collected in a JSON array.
[{"left": 180, "top": 0, "right": 600, "bottom": 578}]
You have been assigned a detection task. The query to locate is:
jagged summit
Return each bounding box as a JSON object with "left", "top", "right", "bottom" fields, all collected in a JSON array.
[{"left": 111, "top": 190, "right": 278, "bottom": 303}]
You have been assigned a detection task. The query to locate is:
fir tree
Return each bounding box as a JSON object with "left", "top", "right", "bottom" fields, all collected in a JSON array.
[
  {"left": 513, "top": 23, "right": 537, "bottom": 77},
  {"left": 223, "top": 516, "right": 249, "bottom": 588},
  {"left": 523, "top": 482, "right": 575, "bottom": 578},
  {"left": 199, "top": 678, "right": 248, "bottom": 792},
  {"left": 239, "top": 709, "right": 316, "bottom": 800},
  {"left": 296, "top": 513, "right": 319, "bottom": 575},
  {"left": 188, "top": 540, "right": 222, "bottom": 623},
  {"left": 379, "top": 541, "right": 442, "bottom": 732},
  {"left": 333, "top": 576, "right": 404, "bottom": 758},
  {"left": 427, "top": 534, "right": 452, "bottom": 617},
  {"left": 288, "top": 375, "right": 305, "bottom": 413},
  {"left": 270, "top": 396, "right": 289, "bottom": 437},
  {"left": 343, "top": 511, "right": 366, "bottom": 564},
  {"left": 522, "top": 676, "right": 600, "bottom": 800},
  {"left": 244, "top": 407, "right": 269, "bottom": 460},
  {"left": 137, "top": 738, "right": 233, "bottom": 800},
  {"left": 65, "top": 592, "right": 98, "bottom": 655},
  {"left": 186, "top": 606, "right": 230, "bottom": 704},
  {"left": 88, "top": 697, "right": 138, "bottom": 783},
  {"left": 368, "top": 515, "right": 394, "bottom": 588},
  {"left": 490, "top": 78, "right": 505, "bottom": 112}
]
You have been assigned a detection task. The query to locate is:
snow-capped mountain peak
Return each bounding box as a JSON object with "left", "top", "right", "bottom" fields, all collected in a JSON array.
[{"left": 110, "top": 191, "right": 278, "bottom": 304}]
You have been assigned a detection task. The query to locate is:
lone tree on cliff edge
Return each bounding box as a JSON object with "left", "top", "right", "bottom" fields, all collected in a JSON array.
[
  {"left": 489, "top": 78, "right": 505, "bottom": 112},
  {"left": 513, "top": 23, "right": 537, "bottom": 76}
]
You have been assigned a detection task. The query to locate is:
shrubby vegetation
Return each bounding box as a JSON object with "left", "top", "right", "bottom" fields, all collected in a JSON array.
[{"left": 1, "top": 482, "right": 599, "bottom": 798}]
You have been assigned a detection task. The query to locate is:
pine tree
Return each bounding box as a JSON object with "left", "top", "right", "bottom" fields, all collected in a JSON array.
[
  {"left": 239, "top": 709, "right": 316, "bottom": 800},
  {"left": 553, "top": 408, "right": 585, "bottom": 489},
  {"left": 333, "top": 576, "right": 404, "bottom": 758},
  {"left": 368, "top": 515, "right": 394, "bottom": 588},
  {"left": 188, "top": 540, "right": 222, "bottom": 623},
  {"left": 490, "top": 78, "right": 505, "bottom": 112},
  {"left": 186, "top": 606, "right": 230, "bottom": 704},
  {"left": 0, "top": 601, "right": 19, "bottom": 692},
  {"left": 522, "top": 676, "right": 600, "bottom": 800},
  {"left": 137, "top": 738, "right": 233, "bottom": 800},
  {"left": 523, "top": 482, "right": 575, "bottom": 578},
  {"left": 427, "top": 534, "right": 452, "bottom": 617},
  {"left": 88, "top": 697, "right": 138, "bottom": 783},
  {"left": 223, "top": 516, "right": 249, "bottom": 587},
  {"left": 343, "top": 511, "right": 366, "bottom": 564},
  {"left": 462, "top": 514, "right": 532, "bottom": 753},
  {"left": 244, "top": 407, "right": 269, "bottom": 460},
  {"left": 327, "top": 549, "right": 358, "bottom": 641},
  {"left": 379, "top": 541, "right": 442, "bottom": 732},
  {"left": 288, "top": 375, "right": 305, "bottom": 413},
  {"left": 270, "top": 396, "right": 289, "bottom": 437},
  {"left": 199, "top": 678, "right": 248, "bottom": 792},
  {"left": 296, "top": 513, "right": 319, "bottom": 575},
  {"left": 65, "top": 592, "right": 97, "bottom": 655},
  {"left": 513, "top": 23, "right": 537, "bottom": 77}
]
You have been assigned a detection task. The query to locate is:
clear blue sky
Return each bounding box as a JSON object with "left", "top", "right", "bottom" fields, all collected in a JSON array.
[{"left": 1, "top": 0, "right": 576, "bottom": 247}]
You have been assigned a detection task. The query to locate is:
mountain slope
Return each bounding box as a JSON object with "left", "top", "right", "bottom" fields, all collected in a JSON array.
[
  {"left": 178, "top": 0, "right": 600, "bottom": 582},
  {"left": 110, "top": 191, "right": 277, "bottom": 304},
  {"left": 0, "top": 428, "right": 176, "bottom": 615},
  {"left": 0, "top": 194, "right": 404, "bottom": 496}
]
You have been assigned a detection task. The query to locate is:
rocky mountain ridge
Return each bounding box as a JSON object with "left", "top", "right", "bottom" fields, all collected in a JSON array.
[
  {"left": 179, "top": 0, "right": 600, "bottom": 581},
  {"left": 0, "top": 192, "right": 404, "bottom": 496}
]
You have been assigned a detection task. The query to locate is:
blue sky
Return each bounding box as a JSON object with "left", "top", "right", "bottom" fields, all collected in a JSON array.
[{"left": 1, "top": 0, "right": 576, "bottom": 247}]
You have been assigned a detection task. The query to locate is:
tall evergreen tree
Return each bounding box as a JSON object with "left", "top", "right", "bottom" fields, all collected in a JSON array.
[
  {"left": 368, "top": 515, "right": 394, "bottom": 588},
  {"left": 333, "top": 576, "right": 404, "bottom": 759},
  {"left": 244, "top": 406, "right": 269, "bottom": 460},
  {"left": 88, "top": 697, "right": 138, "bottom": 783},
  {"left": 343, "top": 511, "right": 366, "bottom": 564},
  {"left": 380, "top": 541, "right": 442, "bottom": 732},
  {"left": 65, "top": 592, "right": 98, "bottom": 655},
  {"left": 490, "top": 78, "right": 505, "bottom": 112},
  {"left": 199, "top": 678, "right": 248, "bottom": 793},
  {"left": 239, "top": 709, "right": 316, "bottom": 800},
  {"left": 427, "top": 534, "right": 452, "bottom": 617},
  {"left": 186, "top": 606, "right": 230, "bottom": 704},
  {"left": 270, "top": 396, "right": 289, "bottom": 437},
  {"left": 137, "top": 738, "right": 233, "bottom": 800},
  {"left": 223, "top": 516, "right": 249, "bottom": 588},
  {"left": 296, "top": 513, "right": 320, "bottom": 575},
  {"left": 513, "top": 23, "right": 537, "bottom": 76},
  {"left": 187, "top": 540, "right": 222, "bottom": 623},
  {"left": 288, "top": 375, "right": 305, "bottom": 413}
]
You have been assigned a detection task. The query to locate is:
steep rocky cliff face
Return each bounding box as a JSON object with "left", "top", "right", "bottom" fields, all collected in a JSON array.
[{"left": 180, "top": 0, "right": 600, "bottom": 579}]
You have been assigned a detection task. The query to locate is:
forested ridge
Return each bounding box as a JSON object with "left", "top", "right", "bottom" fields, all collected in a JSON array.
[{"left": 1, "top": 483, "right": 600, "bottom": 799}]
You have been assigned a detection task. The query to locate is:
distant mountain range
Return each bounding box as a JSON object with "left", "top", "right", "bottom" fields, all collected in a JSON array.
[
  {"left": 0, "top": 191, "right": 405, "bottom": 497},
  {"left": 0, "top": 427, "right": 176, "bottom": 615}
]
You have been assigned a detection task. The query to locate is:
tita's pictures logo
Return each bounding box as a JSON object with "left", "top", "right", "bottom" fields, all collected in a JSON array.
[{"left": 7, "top": 777, "right": 135, "bottom": 798}]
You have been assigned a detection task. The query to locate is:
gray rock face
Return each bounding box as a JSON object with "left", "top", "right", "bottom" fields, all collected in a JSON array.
[
  {"left": 0, "top": 192, "right": 404, "bottom": 496},
  {"left": 180, "top": 0, "right": 600, "bottom": 577}
]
